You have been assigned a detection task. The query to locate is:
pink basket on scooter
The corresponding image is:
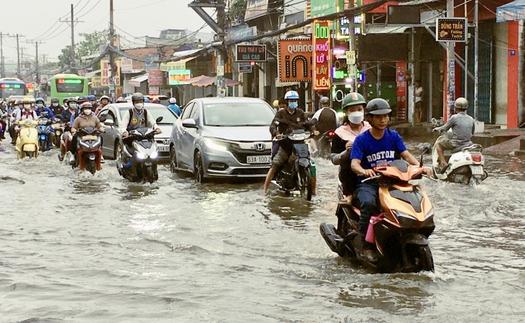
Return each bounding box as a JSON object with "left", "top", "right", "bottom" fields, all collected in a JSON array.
[{"left": 365, "top": 215, "right": 383, "bottom": 244}]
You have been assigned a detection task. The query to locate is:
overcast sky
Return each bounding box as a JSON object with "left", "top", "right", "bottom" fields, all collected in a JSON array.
[{"left": 0, "top": 0, "right": 214, "bottom": 63}]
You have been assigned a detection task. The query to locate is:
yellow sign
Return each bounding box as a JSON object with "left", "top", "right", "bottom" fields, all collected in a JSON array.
[{"left": 100, "top": 59, "right": 121, "bottom": 87}]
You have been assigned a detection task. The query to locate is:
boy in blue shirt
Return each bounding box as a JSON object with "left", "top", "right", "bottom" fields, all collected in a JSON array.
[{"left": 351, "top": 98, "right": 432, "bottom": 262}]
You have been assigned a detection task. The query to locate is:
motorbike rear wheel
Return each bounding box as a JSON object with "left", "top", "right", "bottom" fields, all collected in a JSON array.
[
  {"left": 39, "top": 139, "right": 46, "bottom": 153},
  {"left": 298, "top": 166, "right": 312, "bottom": 201}
]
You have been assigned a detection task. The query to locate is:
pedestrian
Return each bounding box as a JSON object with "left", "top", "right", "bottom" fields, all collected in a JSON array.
[{"left": 414, "top": 80, "right": 423, "bottom": 123}]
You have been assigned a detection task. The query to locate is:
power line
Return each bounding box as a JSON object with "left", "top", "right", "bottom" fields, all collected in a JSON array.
[{"left": 77, "top": 0, "right": 103, "bottom": 19}]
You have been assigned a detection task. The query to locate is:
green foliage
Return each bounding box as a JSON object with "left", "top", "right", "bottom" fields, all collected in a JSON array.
[
  {"left": 57, "top": 29, "right": 109, "bottom": 69},
  {"left": 228, "top": 0, "right": 247, "bottom": 23}
]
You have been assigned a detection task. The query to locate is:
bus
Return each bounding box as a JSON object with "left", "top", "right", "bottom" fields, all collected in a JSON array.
[
  {"left": 0, "top": 78, "right": 27, "bottom": 99},
  {"left": 49, "top": 73, "right": 88, "bottom": 103}
]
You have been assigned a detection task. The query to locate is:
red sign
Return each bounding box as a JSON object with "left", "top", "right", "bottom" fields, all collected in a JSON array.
[
  {"left": 396, "top": 62, "right": 407, "bottom": 121},
  {"left": 313, "top": 20, "right": 331, "bottom": 91}
]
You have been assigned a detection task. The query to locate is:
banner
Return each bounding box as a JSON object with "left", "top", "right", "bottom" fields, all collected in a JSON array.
[
  {"left": 278, "top": 38, "right": 313, "bottom": 83},
  {"left": 100, "top": 59, "right": 121, "bottom": 87},
  {"left": 313, "top": 21, "right": 331, "bottom": 90}
]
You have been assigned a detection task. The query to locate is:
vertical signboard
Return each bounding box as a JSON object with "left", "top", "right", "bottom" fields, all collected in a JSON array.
[
  {"left": 100, "top": 59, "right": 121, "bottom": 87},
  {"left": 396, "top": 62, "right": 407, "bottom": 121},
  {"left": 313, "top": 20, "right": 331, "bottom": 91},
  {"left": 278, "top": 39, "right": 313, "bottom": 83}
]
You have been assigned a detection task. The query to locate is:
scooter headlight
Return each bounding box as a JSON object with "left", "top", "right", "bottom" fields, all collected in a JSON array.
[
  {"left": 136, "top": 152, "right": 147, "bottom": 160},
  {"left": 150, "top": 151, "right": 158, "bottom": 159}
]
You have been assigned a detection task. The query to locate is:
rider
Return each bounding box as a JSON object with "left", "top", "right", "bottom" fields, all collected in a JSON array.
[
  {"left": 350, "top": 98, "right": 432, "bottom": 262},
  {"left": 49, "top": 97, "right": 64, "bottom": 117},
  {"left": 262, "top": 90, "right": 315, "bottom": 195},
  {"left": 167, "top": 97, "right": 181, "bottom": 117},
  {"left": 119, "top": 92, "right": 162, "bottom": 165},
  {"left": 12, "top": 98, "right": 39, "bottom": 144},
  {"left": 433, "top": 97, "right": 475, "bottom": 173},
  {"left": 35, "top": 98, "right": 56, "bottom": 121},
  {"left": 310, "top": 96, "right": 338, "bottom": 156},
  {"left": 331, "top": 92, "right": 371, "bottom": 202},
  {"left": 70, "top": 102, "right": 105, "bottom": 164},
  {"left": 95, "top": 95, "right": 111, "bottom": 115},
  {"left": 88, "top": 95, "right": 98, "bottom": 110}
]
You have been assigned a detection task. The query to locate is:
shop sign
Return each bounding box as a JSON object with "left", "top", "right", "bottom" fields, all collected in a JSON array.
[
  {"left": 278, "top": 38, "right": 313, "bottom": 83},
  {"left": 312, "top": 20, "right": 331, "bottom": 90}
]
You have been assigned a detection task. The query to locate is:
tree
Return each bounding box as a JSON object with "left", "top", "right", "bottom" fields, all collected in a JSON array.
[
  {"left": 228, "top": 0, "right": 247, "bottom": 25},
  {"left": 58, "top": 29, "right": 109, "bottom": 70}
]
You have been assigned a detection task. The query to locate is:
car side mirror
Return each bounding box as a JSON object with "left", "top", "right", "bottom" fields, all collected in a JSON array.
[
  {"left": 104, "top": 119, "right": 114, "bottom": 126},
  {"left": 182, "top": 118, "right": 197, "bottom": 129},
  {"left": 156, "top": 116, "right": 163, "bottom": 123},
  {"left": 98, "top": 115, "right": 107, "bottom": 123}
]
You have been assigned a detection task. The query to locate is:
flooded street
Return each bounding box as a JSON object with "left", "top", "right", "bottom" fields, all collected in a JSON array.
[{"left": 1, "top": 138, "right": 525, "bottom": 322}]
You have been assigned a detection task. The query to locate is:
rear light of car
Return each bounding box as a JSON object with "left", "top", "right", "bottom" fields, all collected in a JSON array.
[{"left": 471, "top": 154, "right": 482, "bottom": 162}]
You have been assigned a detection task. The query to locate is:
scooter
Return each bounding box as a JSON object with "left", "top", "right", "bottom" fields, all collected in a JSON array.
[
  {"left": 430, "top": 132, "right": 488, "bottom": 184},
  {"left": 313, "top": 130, "right": 335, "bottom": 159},
  {"left": 272, "top": 129, "right": 315, "bottom": 201},
  {"left": 15, "top": 119, "right": 39, "bottom": 159},
  {"left": 52, "top": 116, "right": 65, "bottom": 148},
  {"left": 72, "top": 127, "right": 103, "bottom": 175},
  {"left": 320, "top": 145, "right": 435, "bottom": 273},
  {"left": 36, "top": 114, "right": 54, "bottom": 152},
  {"left": 58, "top": 126, "right": 73, "bottom": 162},
  {"left": 117, "top": 117, "right": 162, "bottom": 183}
]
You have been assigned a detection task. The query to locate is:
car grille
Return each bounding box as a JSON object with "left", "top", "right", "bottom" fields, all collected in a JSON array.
[{"left": 230, "top": 167, "right": 269, "bottom": 175}]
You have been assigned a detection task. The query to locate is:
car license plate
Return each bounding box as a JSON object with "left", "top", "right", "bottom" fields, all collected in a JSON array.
[
  {"left": 158, "top": 145, "right": 169, "bottom": 152},
  {"left": 470, "top": 166, "right": 483, "bottom": 175},
  {"left": 247, "top": 155, "right": 271, "bottom": 164}
]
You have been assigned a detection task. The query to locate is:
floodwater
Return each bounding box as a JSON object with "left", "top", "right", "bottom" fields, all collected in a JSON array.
[{"left": 1, "top": 137, "right": 525, "bottom": 323}]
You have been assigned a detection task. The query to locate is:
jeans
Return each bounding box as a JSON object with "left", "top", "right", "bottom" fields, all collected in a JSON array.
[{"left": 355, "top": 180, "right": 380, "bottom": 248}]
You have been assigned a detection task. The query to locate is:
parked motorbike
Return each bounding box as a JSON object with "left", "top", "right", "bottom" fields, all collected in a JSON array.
[
  {"left": 430, "top": 133, "right": 488, "bottom": 184},
  {"left": 313, "top": 130, "right": 335, "bottom": 159},
  {"left": 320, "top": 145, "right": 435, "bottom": 273},
  {"left": 36, "top": 114, "right": 54, "bottom": 152},
  {"left": 72, "top": 127, "right": 103, "bottom": 175},
  {"left": 272, "top": 129, "right": 314, "bottom": 201},
  {"left": 117, "top": 117, "right": 162, "bottom": 183},
  {"left": 15, "top": 119, "right": 39, "bottom": 159}
]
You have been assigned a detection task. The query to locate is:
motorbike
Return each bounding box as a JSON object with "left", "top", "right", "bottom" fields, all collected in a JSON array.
[
  {"left": 117, "top": 117, "right": 162, "bottom": 183},
  {"left": 15, "top": 119, "right": 39, "bottom": 159},
  {"left": 272, "top": 129, "right": 314, "bottom": 201},
  {"left": 320, "top": 145, "right": 435, "bottom": 273},
  {"left": 430, "top": 133, "right": 488, "bottom": 184},
  {"left": 36, "top": 114, "right": 54, "bottom": 152},
  {"left": 72, "top": 127, "right": 103, "bottom": 175},
  {"left": 52, "top": 116, "right": 65, "bottom": 148},
  {"left": 313, "top": 130, "right": 335, "bottom": 159}
]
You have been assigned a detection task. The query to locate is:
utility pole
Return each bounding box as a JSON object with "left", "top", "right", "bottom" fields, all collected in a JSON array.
[
  {"left": 445, "top": 0, "right": 455, "bottom": 122},
  {"left": 60, "top": 4, "right": 83, "bottom": 70},
  {"left": 17, "top": 34, "right": 21, "bottom": 77},
  {"left": 109, "top": 0, "right": 116, "bottom": 99},
  {"left": 0, "top": 32, "right": 4, "bottom": 78},
  {"left": 27, "top": 40, "right": 44, "bottom": 83},
  {"left": 189, "top": 0, "right": 227, "bottom": 97}
]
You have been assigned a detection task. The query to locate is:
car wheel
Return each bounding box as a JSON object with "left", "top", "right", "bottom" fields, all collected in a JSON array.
[
  {"left": 194, "top": 151, "right": 206, "bottom": 183},
  {"left": 113, "top": 141, "right": 122, "bottom": 160}
]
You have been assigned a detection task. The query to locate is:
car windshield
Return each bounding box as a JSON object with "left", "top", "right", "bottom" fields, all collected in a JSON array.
[
  {"left": 203, "top": 102, "right": 274, "bottom": 126},
  {"left": 119, "top": 106, "right": 178, "bottom": 124}
]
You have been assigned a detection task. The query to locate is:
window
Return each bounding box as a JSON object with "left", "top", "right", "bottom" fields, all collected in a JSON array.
[{"left": 181, "top": 102, "right": 194, "bottom": 119}]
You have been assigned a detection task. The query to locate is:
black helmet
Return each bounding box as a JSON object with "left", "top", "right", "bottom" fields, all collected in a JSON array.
[
  {"left": 76, "top": 96, "right": 87, "bottom": 104},
  {"left": 342, "top": 92, "right": 366, "bottom": 110},
  {"left": 365, "top": 98, "right": 391, "bottom": 115},
  {"left": 51, "top": 97, "right": 59, "bottom": 103},
  {"left": 131, "top": 92, "right": 144, "bottom": 102}
]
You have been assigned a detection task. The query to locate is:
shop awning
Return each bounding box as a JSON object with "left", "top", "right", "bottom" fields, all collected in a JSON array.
[
  {"left": 496, "top": 0, "right": 525, "bottom": 22},
  {"left": 364, "top": 25, "right": 409, "bottom": 34},
  {"left": 85, "top": 70, "right": 100, "bottom": 78},
  {"left": 128, "top": 73, "right": 148, "bottom": 87},
  {"left": 160, "top": 56, "right": 197, "bottom": 71},
  {"left": 188, "top": 75, "right": 239, "bottom": 87}
]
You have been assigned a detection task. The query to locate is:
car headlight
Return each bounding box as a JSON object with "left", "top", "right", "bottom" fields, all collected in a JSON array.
[{"left": 203, "top": 138, "right": 229, "bottom": 151}]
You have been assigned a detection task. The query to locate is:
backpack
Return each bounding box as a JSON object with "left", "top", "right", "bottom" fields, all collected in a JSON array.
[{"left": 127, "top": 108, "right": 148, "bottom": 130}]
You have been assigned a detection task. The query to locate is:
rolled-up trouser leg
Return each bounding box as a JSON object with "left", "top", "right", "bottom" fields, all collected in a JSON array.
[{"left": 356, "top": 181, "right": 380, "bottom": 248}]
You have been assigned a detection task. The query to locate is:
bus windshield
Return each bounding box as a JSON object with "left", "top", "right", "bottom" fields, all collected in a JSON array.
[{"left": 50, "top": 74, "right": 88, "bottom": 102}]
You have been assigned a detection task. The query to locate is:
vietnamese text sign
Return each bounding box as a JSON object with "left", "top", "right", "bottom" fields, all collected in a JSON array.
[
  {"left": 100, "top": 59, "right": 121, "bottom": 87},
  {"left": 278, "top": 39, "right": 313, "bottom": 83},
  {"left": 313, "top": 20, "right": 331, "bottom": 90},
  {"left": 236, "top": 45, "right": 266, "bottom": 62},
  {"left": 436, "top": 18, "right": 467, "bottom": 42},
  {"left": 148, "top": 68, "right": 164, "bottom": 86},
  {"left": 121, "top": 58, "right": 133, "bottom": 73},
  {"left": 168, "top": 70, "right": 191, "bottom": 85},
  {"left": 244, "top": 0, "right": 268, "bottom": 21}
]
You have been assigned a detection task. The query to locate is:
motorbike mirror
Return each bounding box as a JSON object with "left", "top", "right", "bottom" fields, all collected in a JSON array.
[{"left": 420, "top": 142, "right": 432, "bottom": 166}]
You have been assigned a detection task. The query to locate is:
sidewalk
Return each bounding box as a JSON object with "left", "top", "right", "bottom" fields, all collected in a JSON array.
[{"left": 390, "top": 122, "right": 525, "bottom": 156}]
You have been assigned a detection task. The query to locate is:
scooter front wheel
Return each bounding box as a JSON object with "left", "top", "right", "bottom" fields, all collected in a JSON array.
[{"left": 298, "top": 166, "right": 312, "bottom": 201}]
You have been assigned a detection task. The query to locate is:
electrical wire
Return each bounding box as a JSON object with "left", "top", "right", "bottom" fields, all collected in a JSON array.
[{"left": 77, "top": 0, "right": 103, "bottom": 19}]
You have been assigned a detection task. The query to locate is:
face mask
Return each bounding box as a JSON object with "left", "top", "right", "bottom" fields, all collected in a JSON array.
[
  {"left": 37, "top": 103, "right": 44, "bottom": 108},
  {"left": 24, "top": 105, "right": 31, "bottom": 110},
  {"left": 348, "top": 111, "right": 364, "bottom": 124},
  {"left": 134, "top": 103, "right": 144, "bottom": 111},
  {"left": 69, "top": 103, "right": 77, "bottom": 109},
  {"left": 52, "top": 103, "right": 58, "bottom": 107},
  {"left": 83, "top": 109, "right": 92, "bottom": 115},
  {"left": 288, "top": 102, "right": 298, "bottom": 110}
]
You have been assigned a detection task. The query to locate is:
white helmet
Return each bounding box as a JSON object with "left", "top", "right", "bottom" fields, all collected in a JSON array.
[
  {"left": 169, "top": 97, "right": 176, "bottom": 104},
  {"left": 455, "top": 97, "right": 468, "bottom": 110}
]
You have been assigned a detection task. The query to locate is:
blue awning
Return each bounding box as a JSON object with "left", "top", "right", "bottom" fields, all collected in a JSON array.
[{"left": 496, "top": 0, "right": 525, "bottom": 22}]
